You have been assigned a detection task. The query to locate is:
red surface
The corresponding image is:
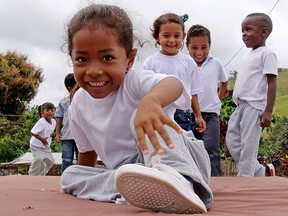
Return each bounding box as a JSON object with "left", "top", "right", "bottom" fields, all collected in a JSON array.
[{"left": 0, "top": 175, "right": 288, "bottom": 216}]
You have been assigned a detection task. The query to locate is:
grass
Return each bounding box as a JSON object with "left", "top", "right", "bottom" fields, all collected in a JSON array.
[
  {"left": 274, "top": 69, "right": 288, "bottom": 116},
  {"left": 228, "top": 69, "right": 288, "bottom": 116}
]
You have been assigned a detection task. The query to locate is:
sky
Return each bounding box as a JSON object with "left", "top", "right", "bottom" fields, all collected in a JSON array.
[{"left": 0, "top": 0, "right": 287, "bottom": 107}]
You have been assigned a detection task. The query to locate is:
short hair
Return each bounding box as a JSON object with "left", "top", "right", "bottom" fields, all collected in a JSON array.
[
  {"left": 186, "top": 24, "right": 211, "bottom": 47},
  {"left": 41, "top": 102, "right": 55, "bottom": 113},
  {"left": 246, "top": 13, "right": 273, "bottom": 34},
  {"left": 64, "top": 73, "right": 76, "bottom": 90}
]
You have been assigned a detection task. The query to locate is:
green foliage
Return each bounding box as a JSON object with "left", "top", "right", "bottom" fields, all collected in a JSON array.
[
  {"left": 264, "top": 115, "right": 288, "bottom": 156},
  {"left": 0, "top": 115, "right": 30, "bottom": 162},
  {"left": 220, "top": 96, "right": 236, "bottom": 120},
  {"left": 274, "top": 68, "right": 288, "bottom": 116},
  {"left": 0, "top": 106, "right": 61, "bottom": 163},
  {"left": 0, "top": 50, "right": 44, "bottom": 116}
]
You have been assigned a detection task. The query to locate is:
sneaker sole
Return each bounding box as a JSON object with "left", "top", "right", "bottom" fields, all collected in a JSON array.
[{"left": 115, "top": 165, "right": 206, "bottom": 214}]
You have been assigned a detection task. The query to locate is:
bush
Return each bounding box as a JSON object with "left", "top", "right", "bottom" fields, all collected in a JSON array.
[
  {"left": 253, "top": 115, "right": 288, "bottom": 176},
  {"left": 0, "top": 106, "right": 61, "bottom": 163}
]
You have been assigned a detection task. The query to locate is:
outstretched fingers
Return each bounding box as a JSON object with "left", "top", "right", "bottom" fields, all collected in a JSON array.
[{"left": 135, "top": 118, "right": 182, "bottom": 155}]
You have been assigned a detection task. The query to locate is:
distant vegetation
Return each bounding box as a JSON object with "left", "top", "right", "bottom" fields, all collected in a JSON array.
[{"left": 274, "top": 68, "right": 288, "bottom": 116}]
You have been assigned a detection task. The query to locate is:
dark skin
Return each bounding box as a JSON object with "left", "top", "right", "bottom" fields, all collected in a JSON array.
[
  {"left": 260, "top": 74, "right": 277, "bottom": 127},
  {"left": 78, "top": 151, "right": 97, "bottom": 167},
  {"left": 241, "top": 15, "right": 277, "bottom": 127}
]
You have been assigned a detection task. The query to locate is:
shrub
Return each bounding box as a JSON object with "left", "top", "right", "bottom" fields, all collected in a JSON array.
[{"left": 0, "top": 106, "right": 61, "bottom": 163}]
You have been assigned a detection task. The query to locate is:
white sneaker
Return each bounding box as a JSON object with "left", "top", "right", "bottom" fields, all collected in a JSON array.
[{"left": 115, "top": 163, "right": 207, "bottom": 214}]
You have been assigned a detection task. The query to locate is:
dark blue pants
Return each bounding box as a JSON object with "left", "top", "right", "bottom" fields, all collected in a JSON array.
[
  {"left": 174, "top": 109, "right": 192, "bottom": 131},
  {"left": 61, "top": 139, "right": 78, "bottom": 173},
  {"left": 191, "top": 112, "right": 222, "bottom": 176}
]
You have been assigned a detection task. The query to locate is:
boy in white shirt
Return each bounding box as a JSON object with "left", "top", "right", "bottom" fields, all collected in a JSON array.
[
  {"left": 226, "top": 13, "right": 278, "bottom": 177},
  {"left": 186, "top": 24, "right": 228, "bottom": 176}
]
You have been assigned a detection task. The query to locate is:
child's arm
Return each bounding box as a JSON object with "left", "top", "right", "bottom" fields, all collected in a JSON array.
[
  {"left": 218, "top": 81, "right": 228, "bottom": 100},
  {"left": 31, "top": 133, "right": 48, "bottom": 145},
  {"left": 134, "top": 76, "right": 183, "bottom": 155},
  {"left": 191, "top": 95, "right": 206, "bottom": 133},
  {"left": 78, "top": 151, "right": 97, "bottom": 167},
  {"left": 260, "top": 74, "right": 277, "bottom": 127},
  {"left": 56, "top": 117, "right": 63, "bottom": 143}
]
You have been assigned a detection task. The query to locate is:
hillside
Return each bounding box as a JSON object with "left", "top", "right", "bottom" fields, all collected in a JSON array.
[
  {"left": 227, "top": 69, "right": 287, "bottom": 116},
  {"left": 274, "top": 69, "right": 288, "bottom": 116}
]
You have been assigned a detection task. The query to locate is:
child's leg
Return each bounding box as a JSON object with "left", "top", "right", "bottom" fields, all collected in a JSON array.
[
  {"left": 142, "top": 126, "right": 213, "bottom": 207},
  {"left": 194, "top": 113, "right": 222, "bottom": 176},
  {"left": 60, "top": 150, "right": 143, "bottom": 202},
  {"left": 237, "top": 103, "right": 264, "bottom": 176},
  {"left": 61, "top": 139, "right": 75, "bottom": 173},
  {"left": 43, "top": 148, "right": 55, "bottom": 175},
  {"left": 117, "top": 110, "right": 213, "bottom": 211},
  {"left": 61, "top": 165, "right": 119, "bottom": 201},
  {"left": 226, "top": 106, "right": 242, "bottom": 163},
  {"left": 28, "top": 147, "right": 45, "bottom": 176}
]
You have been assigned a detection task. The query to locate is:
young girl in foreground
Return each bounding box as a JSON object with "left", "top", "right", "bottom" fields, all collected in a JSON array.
[
  {"left": 142, "top": 13, "right": 206, "bottom": 133},
  {"left": 60, "top": 4, "right": 213, "bottom": 214}
]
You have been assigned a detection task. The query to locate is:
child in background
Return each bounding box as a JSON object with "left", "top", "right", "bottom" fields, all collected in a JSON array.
[
  {"left": 186, "top": 24, "right": 228, "bottom": 176},
  {"left": 28, "top": 102, "right": 56, "bottom": 176},
  {"left": 142, "top": 13, "right": 206, "bottom": 133},
  {"left": 226, "top": 13, "right": 278, "bottom": 177},
  {"left": 60, "top": 4, "right": 213, "bottom": 214},
  {"left": 55, "top": 73, "right": 78, "bottom": 174}
]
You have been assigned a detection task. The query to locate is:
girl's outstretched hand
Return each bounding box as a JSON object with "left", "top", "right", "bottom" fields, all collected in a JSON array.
[{"left": 134, "top": 96, "right": 182, "bottom": 155}]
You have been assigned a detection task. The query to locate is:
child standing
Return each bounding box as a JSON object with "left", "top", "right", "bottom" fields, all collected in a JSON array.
[
  {"left": 60, "top": 4, "right": 213, "bottom": 214},
  {"left": 55, "top": 73, "right": 78, "bottom": 173},
  {"left": 226, "top": 13, "right": 278, "bottom": 177},
  {"left": 28, "top": 102, "right": 56, "bottom": 176},
  {"left": 186, "top": 24, "right": 228, "bottom": 176},
  {"left": 142, "top": 13, "right": 206, "bottom": 132}
]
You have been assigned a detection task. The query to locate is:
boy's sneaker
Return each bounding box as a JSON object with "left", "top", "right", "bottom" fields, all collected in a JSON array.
[
  {"left": 114, "top": 163, "right": 207, "bottom": 214},
  {"left": 265, "top": 163, "right": 275, "bottom": 176}
]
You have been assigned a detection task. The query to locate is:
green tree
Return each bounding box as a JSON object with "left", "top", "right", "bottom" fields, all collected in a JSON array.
[{"left": 0, "top": 50, "right": 43, "bottom": 116}]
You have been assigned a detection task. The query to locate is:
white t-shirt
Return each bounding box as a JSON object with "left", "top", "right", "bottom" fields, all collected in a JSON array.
[
  {"left": 197, "top": 55, "right": 228, "bottom": 114},
  {"left": 55, "top": 95, "right": 73, "bottom": 140},
  {"left": 68, "top": 69, "right": 189, "bottom": 169},
  {"left": 142, "top": 51, "right": 203, "bottom": 109},
  {"left": 30, "top": 118, "right": 56, "bottom": 148},
  {"left": 233, "top": 46, "right": 278, "bottom": 110}
]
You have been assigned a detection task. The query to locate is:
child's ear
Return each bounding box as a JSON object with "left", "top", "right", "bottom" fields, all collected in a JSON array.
[
  {"left": 183, "top": 32, "right": 187, "bottom": 40},
  {"left": 127, "top": 48, "right": 138, "bottom": 70},
  {"left": 67, "top": 86, "right": 73, "bottom": 92},
  {"left": 262, "top": 27, "right": 269, "bottom": 38}
]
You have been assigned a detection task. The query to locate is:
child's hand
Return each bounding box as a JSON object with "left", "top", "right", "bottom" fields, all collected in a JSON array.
[
  {"left": 259, "top": 111, "right": 272, "bottom": 127},
  {"left": 195, "top": 116, "right": 206, "bottom": 133},
  {"left": 56, "top": 134, "right": 62, "bottom": 143},
  {"left": 41, "top": 137, "right": 49, "bottom": 146},
  {"left": 134, "top": 97, "right": 182, "bottom": 155}
]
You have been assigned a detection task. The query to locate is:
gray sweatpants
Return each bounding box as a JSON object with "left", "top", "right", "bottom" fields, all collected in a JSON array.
[
  {"left": 28, "top": 146, "right": 55, "bottom": 176},
  {"left": 61, "top": 111, "right": 213, "bottom": 208},
  {"left": 226, "top": 100, "right": 265, "bottom": 176}
]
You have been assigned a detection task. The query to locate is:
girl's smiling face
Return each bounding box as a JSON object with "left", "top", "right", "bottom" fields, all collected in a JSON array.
[
  {"left": 71, "top": 26, "right": 135, "bottom": 99},
  {"left": 157, "top": 22, "right": 186, "bottom": 56}
]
